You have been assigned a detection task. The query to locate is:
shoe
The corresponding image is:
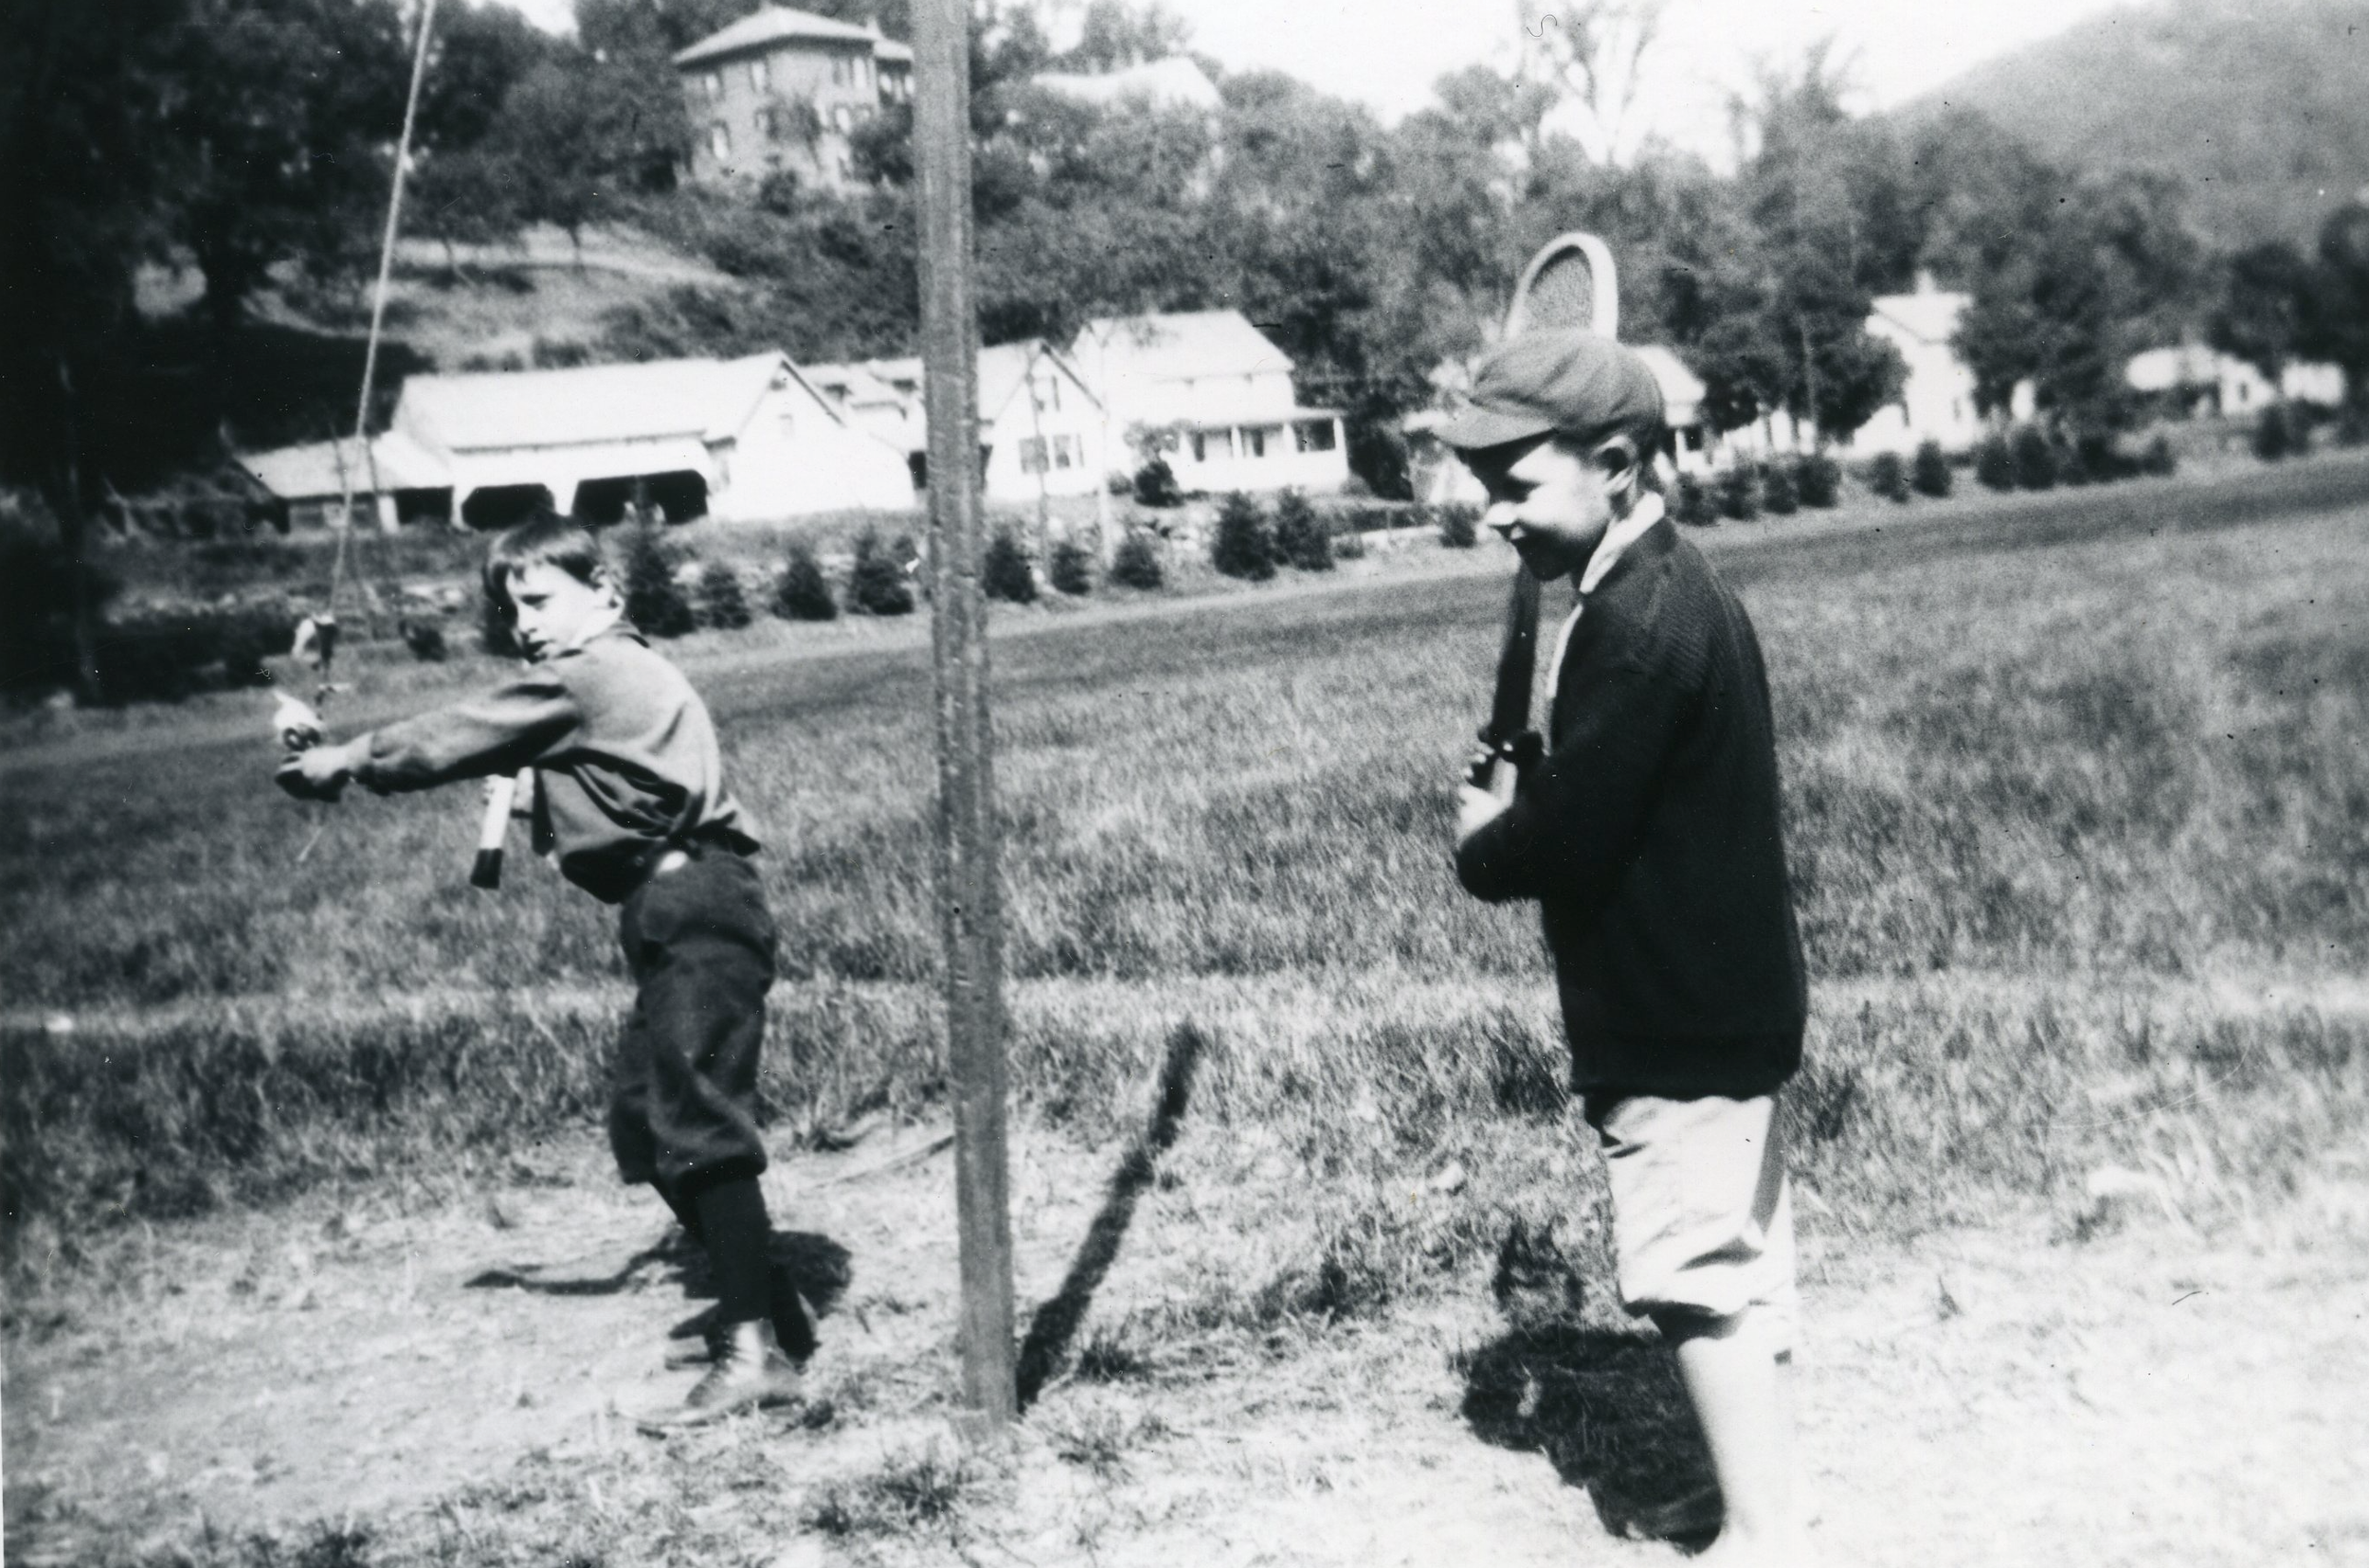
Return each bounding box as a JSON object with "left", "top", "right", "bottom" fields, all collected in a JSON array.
[
  {"left": 1620, "top": 1484, "right": 1724, "bottom": 1541},
  {"left": 642, "top": 1320, "right": 803, "bottom": 1430}
]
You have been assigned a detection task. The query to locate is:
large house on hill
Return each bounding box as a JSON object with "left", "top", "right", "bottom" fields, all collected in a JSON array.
[
  {"left": 242, "top": 353, "right": 915, "bottom": 529},
  {"left": 1072, "top": 310, "right": 1349, "bottom": 495},
  {"left": 674, "top": 7, "right": 913, "bottom": 192}
]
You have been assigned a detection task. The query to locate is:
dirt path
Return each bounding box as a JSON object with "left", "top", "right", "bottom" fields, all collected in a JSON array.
[{"left": 9, "top": 1101, "right": 2365, "bottom": 1567}]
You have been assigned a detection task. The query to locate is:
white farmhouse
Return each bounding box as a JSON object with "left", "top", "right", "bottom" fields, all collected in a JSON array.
[
  {"left": 382, "top": 352, "right": 914, "bottom": 527},
  {"left": 2126, "top": 345, "right": 2347, "bottom": 416},
  {"left": 1072, "top": 310, "right": 1350, "bottom": 495},
  {"left": 1852, "top": 273, "right": 1987, "bottom": 455}
]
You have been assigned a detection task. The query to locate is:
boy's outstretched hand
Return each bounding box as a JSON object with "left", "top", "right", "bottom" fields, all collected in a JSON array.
[{"left": 277, "top": 738, "right": 365, "bottom": 802}]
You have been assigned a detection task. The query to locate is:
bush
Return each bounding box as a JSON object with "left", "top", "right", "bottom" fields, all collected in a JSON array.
[
  {"left": 1716, "top": 463, "right": 1759, "bottom": 521},
  {"left": 773, "top": 540, "right": 839, "bottom": 622},
  {"left": 1762, "top": 460, "right": 1799, "bottom": 515},
  {"left": 2141, "top": 433, "right": 2178, "bottom": 477},
  {"left": 1673, "top": 472, "right": 1716, "bottom": 526},
  {"left": 1273, "top": 489, "right": 1332, "bottom": 570},
  {"left": 696, "top": 560, "right": 751, "bottom": 630},
  {"left": 983, "top": 526, "right": 1038, "bottom": 604},
  {"left": 89, "top": 603, "right": 298, "bottom": 704},
  {"left": 1210, "top": 492, "right": 1276, "bottom": 581},
  {"left": 1332, "top": 529, "right": 1366, "bottom": 560},
  {"left": 847, "top": 529, "right": 915, "bottom": 616},
  {"left": 1796, "top": 453, "right": 1841, "bottom": 509},
  {"left": 1048, "top": 538, "right": 1094, "bottom": 595},
  {"left": 1132, "top": 457, "right": 1183, "bottom": 508},
  {"left": 2069, "top": 431, "right": 2129, "bottom": 486},
  {"left": 619, "top": 525, "right": 696, "bottom": 638},
  {"left": 1110, "top": 531, "right": 1165, "bottom": 590},
  {"left": 1910, "top": 440, "right": 1952, "bottom": 498},
  {"left": 2253, "top": 404, "right": 2297, "bottom": 462},
  {"left": 2012, "top": 424, "right": 2059, "bottom": 491},
  {"left": 1868, "top": 451, "right": 1910, "bottom": 504},
  {"left": 1436, "top": 502, "right": 1480, "bottom": 548},
  {"left": 1974, "top": 432, "right": 2016, "bottom": 491}
]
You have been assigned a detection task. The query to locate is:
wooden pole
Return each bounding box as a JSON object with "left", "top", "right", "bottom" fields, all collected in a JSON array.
[{"left": 913, "top": 0, "right": 1017, "bottom": 1433}]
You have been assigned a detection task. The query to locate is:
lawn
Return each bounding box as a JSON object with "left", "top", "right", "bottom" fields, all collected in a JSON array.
[{"left": 6, "top": 469, "right": 2367, "bottom": 1568}]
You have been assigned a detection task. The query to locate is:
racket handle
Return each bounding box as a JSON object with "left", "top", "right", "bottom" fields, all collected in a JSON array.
[{"left": 471, "top": 771, "right": 522, "bottom": 891}]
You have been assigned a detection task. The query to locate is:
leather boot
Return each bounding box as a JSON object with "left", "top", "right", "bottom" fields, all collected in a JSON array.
[{"left": 646, "top": 1320, "right": 802, "bottom": 1428}]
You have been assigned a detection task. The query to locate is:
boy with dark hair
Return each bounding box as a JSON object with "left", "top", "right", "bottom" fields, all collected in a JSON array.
[
  {"left": 1444, "top": 333, "right": 1815, "bottom": 1565},
  {"left": 279, "top": 511, "right": 805, "bottom": 1425}
]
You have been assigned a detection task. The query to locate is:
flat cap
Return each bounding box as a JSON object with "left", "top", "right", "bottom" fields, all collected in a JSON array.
[{"left": 1438, "top": 330, "right": 1665, "bottom": 454}]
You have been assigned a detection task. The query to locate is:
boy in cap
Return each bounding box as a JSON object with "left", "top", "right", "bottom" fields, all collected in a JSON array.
[
  {"left": 277, "top": 511, "right": 806, "bottom": 1426},
  {"left": 1446, "top": 333, "right": 1815, "bottom": 1564}
]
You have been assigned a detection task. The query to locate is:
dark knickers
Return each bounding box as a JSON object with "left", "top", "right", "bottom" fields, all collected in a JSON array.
[{"left": 608, "top": 847, "right": 778, "bottom": 1194}]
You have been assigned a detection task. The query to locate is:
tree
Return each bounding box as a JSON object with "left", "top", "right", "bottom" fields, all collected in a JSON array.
[
  {"left": 2299, "top": 202, "right": 2369, "bottom": 411},
  {"left": 1272, "top": 489, "right": 1331, "bottom": 570},
  {"left": 2211, "top": 240, "right": 2313, "bottom": 380},
  {"left": 490, "top": 50, "right": 690, "bottom": 258},
  {"left": 1061, "top": 0, "right": 1191, "bottom": 70},
  {"left": 696, "top": 560, "right": 750, "bottom": 629},
  {"left": 1210, "top": 492, "right": 1276, "bottom": 580},
  {"left": 1910, "top": 440, "right": 1952, "bottom": 498},
  {"left": 983, "top": 526, "right": 1038, "bottom": 603},
  {"left": 773, "top": 540, "right": 838, "bottom": 621},
  {"left": 1110, "top": 531, "right": 1166, "bottom": 589},
  {"left": 1048, "top": 538, "right": 1094, "bottom": 595},
  {"left": 1518, "top": 0, "right": 1668, "bottom": 167},
  {"left": 846, "top": 528, "right": 914, "bottom": 615},
  {"left": 620, "top": 525, "right": 696, "bottom": 636}
]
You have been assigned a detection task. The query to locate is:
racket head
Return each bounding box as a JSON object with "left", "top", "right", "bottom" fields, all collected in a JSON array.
[{"left": 1504, "top": 233, "right": 1619, "bottom": 340}]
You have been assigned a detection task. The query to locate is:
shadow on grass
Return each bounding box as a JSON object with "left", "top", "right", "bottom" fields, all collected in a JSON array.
[
  {"left": 465, "top": 1228, "right": 854, "bottom": 1342},
  {"left": 1015, "top": 1021, "right": 1207, "bottom": 1408}
]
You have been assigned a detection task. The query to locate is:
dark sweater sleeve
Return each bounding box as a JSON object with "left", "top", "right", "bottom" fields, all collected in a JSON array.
[
  {"left": 1455, "top": 658, "right": 1690, "bottom": 909},
  {"left": 351, "top": 667, "right": 581, "bottom": 793}
]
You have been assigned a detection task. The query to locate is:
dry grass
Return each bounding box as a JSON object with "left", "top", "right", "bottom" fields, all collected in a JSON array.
[{"left": 5, "top": 478, "right": 2367, "bottom": 1287}]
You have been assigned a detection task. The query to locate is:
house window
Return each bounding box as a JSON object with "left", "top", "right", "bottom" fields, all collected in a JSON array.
[
  {"left": 1188, "top": 431, "right": 1205, "bottom": 462},
  {"left": 1052, "top": 434, "right": 1077, "bottom": 469},
  {"left": 831, "top": 54, "right": 848, "bottom": 85},
  {"left": 749, "top": 57, "right": 769, "bottom": 91},
  {"left": 754, "top": 106, "right": 773, "bottom": 138},
  {"left": 1244, "top": 425, "right": 1280, "bottom": 459},
  {"left": 1019, "top": 437, "right": 1049, "bottom": 475},
  {"left": 831, "top": 104, "right": 853, "bottom": 133},
  {"left": 1032, "top": 375, "right": 1060, "bottom": 413},
  {"left": 1293, "top": 419, "right": 1335, "bottom": 453},
  {"left": 709, "top": 123, "right": 732, "bottom": 162},
  {"left": 701, "top": 71, "right": 723, "bottom": 101}
]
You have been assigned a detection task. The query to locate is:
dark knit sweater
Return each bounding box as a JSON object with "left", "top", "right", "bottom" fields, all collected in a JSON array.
[{"left": 1456, "top": 518, "right": 1806, "bottom": 1098}]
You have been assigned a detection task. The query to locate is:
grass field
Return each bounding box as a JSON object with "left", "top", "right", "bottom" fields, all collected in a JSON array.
[
  {"left": 6, "top": 462, "right": 2366, "bottom": 1267},
  {"left": 6, "top": 465, "right": 2369, "bottom": 1567}
]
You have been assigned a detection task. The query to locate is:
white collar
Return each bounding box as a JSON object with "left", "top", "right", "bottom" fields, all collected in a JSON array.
[{"left": 1578, "top": 491, "right": 1665, "bottom": 598}]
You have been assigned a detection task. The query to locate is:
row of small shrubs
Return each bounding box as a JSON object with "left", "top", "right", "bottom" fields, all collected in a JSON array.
[
  {"left": 1210, "top": 490, "right": 1342, "bottom": 580},
  {"left": 980, "top": 527, "right": 1166, "bottom": 602},
  {"left": 1970, "top": 426, "right": 2177, "bottom": 493},
  {"left": 1672, "top": 451, "right": 1860, "bottom": 525}
]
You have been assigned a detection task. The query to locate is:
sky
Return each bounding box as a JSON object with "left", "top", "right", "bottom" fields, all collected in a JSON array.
[{"left": 503, "top": 0, "right": 2135, "bottom": 166}]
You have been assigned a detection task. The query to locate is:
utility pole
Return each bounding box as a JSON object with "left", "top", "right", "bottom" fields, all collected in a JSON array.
[{"left": 912, "top": 0, "right": 1017, "bottom": 1435}]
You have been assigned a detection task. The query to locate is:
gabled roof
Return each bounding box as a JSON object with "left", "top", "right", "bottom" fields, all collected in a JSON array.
[
  {"left": 1075, "top": 310, "right": 1296, "bottom": 381},
  {"left": 395, "top": 354, "right": 825, "bottom": 454},
  {"left": 1867, "top": 287, "right": 1969, "bottom": 347},
  {"left": 237, "top": 429, "right": 448, "bottom": 499},
  {"left": 803, "top": 360, "right": 910, "bottom": 410},
  {"left": 675, "top": 6, "right": 883, "bottom": 66},
  {"left": 977, "top": 340, "right": 1102, "bottom": 424},
  {"left": 1630, "top": 345, "right": 1706, "bottom": 410}
]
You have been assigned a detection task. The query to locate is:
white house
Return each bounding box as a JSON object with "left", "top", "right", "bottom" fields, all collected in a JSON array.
[
  {"left": 1072, "top": 310, "right": 1350, "bottom": 495},
  {"left": 1852, "top": 273, "right": 1987, "bottom": 455},
  {"left": 1408, "top": 342, "right": 1712, "bottom": 506},
  {"left": 2126, "top": 345, "right": 2347, "bottom": 416},
  {"left": 969, "top": 341, "right": 1109, "bottom": 502},
  {"left": 801, "top": 359, "right": 919, "bottom": 454},
  {"left": 237, "top": 429, "right": 451, "bottom": 532},
  {"left": 380, "top": 352, "right": 914, "bottom": 527}
]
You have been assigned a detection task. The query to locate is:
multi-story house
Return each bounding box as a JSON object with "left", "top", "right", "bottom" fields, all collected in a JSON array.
[
  {"left": 675, "top": 7, "right": 913, "bottom": 192},
  {"left": 1072, "top": 310, "right": 1349, "bottom": 495}
]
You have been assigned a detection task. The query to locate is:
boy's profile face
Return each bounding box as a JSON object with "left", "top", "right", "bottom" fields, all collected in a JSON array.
[
  {"left": 504, "top": 561, "right": 619, "bottom": 661},
  {"left": 1464, "top": 433, "right": 1636, "bottom": 582}
]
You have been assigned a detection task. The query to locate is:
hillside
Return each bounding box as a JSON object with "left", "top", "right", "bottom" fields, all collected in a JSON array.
[{"left": 1906, "top": 0, "right": 2369, "bottom": 249}]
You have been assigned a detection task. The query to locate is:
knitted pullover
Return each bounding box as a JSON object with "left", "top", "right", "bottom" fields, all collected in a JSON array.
[{"left": 1456, "top": 519, "right": 1806, "bottom": 1098}]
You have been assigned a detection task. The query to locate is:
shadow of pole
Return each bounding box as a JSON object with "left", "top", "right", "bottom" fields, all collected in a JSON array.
[{"left": 1013, "top": 1021, "right": 1206, "bottom": 1409}]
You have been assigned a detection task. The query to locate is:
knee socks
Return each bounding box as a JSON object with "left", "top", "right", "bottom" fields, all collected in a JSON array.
[{"left": 690, "top": 1176, "right": 773, "bottom": 1329}]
